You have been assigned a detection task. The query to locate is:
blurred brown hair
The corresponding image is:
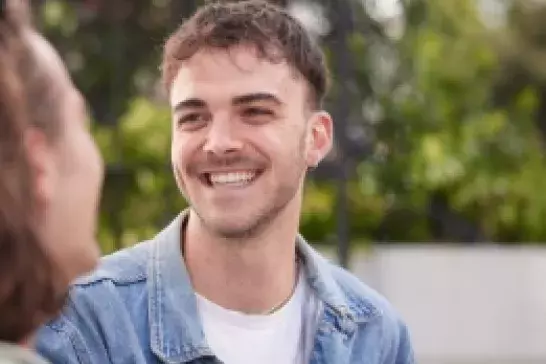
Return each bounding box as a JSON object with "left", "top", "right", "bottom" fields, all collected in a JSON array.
[
  {"left": 162, "top": 0, "right": 329, "bottom": 109},
  {"left": 0, "top": 0, "right": 65, "bottom": 343}
]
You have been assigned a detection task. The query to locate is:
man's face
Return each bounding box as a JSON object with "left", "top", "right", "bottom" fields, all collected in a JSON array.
[{"left": 169, "top": 46, "right": 332, "bottom": 238}]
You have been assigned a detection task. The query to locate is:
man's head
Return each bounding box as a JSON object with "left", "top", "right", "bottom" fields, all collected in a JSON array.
[
  {"left": 162, "top": 0, "right": 329, "bottom": 109},
  {"left": 163, "top": 0, "right": 333, "bottom": 239}
]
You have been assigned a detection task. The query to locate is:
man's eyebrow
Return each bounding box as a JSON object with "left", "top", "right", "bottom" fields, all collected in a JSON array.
[
  {"left": 172, "top": 93, "right": 283, "bottom": 112},
  {"left": 173, "top": 98, "right": 207, "bottom": 112},
  {"left": 232, "top": 93, "right": 283, "bottom": 106}
]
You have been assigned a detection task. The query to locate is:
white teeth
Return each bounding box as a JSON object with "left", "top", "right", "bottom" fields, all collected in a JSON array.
[{"left": 209, "top": 171, "right": 256, "bottom": 185}]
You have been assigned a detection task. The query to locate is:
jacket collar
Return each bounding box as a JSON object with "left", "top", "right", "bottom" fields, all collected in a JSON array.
[{"left": 148, "top": 211, "right": 380, "bottom": 363}]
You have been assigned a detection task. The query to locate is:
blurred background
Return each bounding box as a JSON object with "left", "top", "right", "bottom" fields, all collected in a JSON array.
[{"left": 32, "top": 0, "right": 546, "bottom": 363}]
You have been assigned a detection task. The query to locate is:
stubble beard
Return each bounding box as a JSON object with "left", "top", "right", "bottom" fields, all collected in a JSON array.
[
  {"left": 182, "top": 166, "right": 306, "bottom": 242},
  {"left": 173, "top": 142, "right": 308, "bottom": 242}
]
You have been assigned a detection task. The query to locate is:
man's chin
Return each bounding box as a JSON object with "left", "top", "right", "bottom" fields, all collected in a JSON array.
[
  {"left": 191, "top": 204, "right": 279, "bottom": 240},
  {"left": 196, "top": 214, "right": 264, "bottom": 240},
  {"left": 209, "top": 221, "right": 259, "bottom": 240}
]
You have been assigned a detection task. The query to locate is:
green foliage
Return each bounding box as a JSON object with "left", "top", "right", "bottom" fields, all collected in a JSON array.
[
  {"left": 94, "top": 98, "right": 185, "bottom": 254},
  {"left": 346, "top": 0, "right": 546, "bottom": 242}
]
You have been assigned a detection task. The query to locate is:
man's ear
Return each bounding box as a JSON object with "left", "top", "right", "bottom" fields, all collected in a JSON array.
[
  {"left": 24, "top": 128, "right": 57, "bottom": 209},
  {"left": 306, "top": 111, "right": 333, "bottom": 168}
]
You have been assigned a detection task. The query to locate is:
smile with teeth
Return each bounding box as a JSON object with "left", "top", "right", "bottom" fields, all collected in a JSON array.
[{"left": 207, "top": 171, "right": 257, "bottom": 186}]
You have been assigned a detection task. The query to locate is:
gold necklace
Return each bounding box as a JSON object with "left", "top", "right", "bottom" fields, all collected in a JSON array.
[{"left": 263, "top": 257, "right": 300, "bottom": 315}]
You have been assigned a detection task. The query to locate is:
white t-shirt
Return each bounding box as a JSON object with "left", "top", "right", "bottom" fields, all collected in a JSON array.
[{"left": 196, "top": 270, "right": 322, "bottom": 364}]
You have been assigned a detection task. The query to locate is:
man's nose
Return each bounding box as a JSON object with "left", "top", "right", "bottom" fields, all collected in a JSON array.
[{"left": 202, "top": 115, "right": 243, "bottom": 155}]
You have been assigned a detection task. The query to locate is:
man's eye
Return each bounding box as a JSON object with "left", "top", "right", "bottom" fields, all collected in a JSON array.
[
  {"left": 243, "top": 107, "right": 273, "bottom": 117},
  {"left": 177, "top": 113, "right": 207, "bottom": 128},
  {"left": 242, "top": 107, "right": 274, "bottom": 124}
]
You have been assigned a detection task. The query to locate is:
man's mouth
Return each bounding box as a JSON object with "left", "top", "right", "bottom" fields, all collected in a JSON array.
[{"left": 201, "top": 170, "right": 262, "bottom": 187}]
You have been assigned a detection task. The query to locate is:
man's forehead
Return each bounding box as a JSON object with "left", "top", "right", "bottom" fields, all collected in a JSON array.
[{"left": 169, "top": 47, "right": 303, "bottom": 106}]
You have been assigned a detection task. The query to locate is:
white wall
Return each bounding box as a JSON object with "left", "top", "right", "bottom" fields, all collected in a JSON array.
[{"left": 320, "top": 245, "right": 546, "bottom": 364}]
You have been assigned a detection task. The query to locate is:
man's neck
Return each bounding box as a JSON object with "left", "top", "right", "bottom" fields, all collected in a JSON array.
[{"left": 183, "top": 207, "right": 301, "bottom": 315}]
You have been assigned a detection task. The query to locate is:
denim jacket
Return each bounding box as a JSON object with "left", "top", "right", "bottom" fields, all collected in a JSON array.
[{"left": 35, "top": 213, "right": 415, "bottom": 364}]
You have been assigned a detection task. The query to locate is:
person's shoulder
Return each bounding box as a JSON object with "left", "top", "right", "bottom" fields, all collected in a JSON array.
[
  {"left": 326, "top": 260, "right": 415, "bottom": 363},
  {"left": 46, "top": 238, "right": 155, "bottom": 328},
  {"left": 328, "top": 262, "right": 397, "bottom": 320},
  {"left": 74, "top": 238, "right": 154, "bottom": 288},
  {"left": 41, "top": 239, "right": 155, "bottom": 335},
  {"left": 35, "top": 240, "right": 156, "bottom": 363},
  {"left": 301, "top": 240, "right": 404, "bottom": 326}
]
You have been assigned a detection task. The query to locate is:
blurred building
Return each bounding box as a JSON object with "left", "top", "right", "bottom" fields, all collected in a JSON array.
[{"left": 321, "top": 245, "right": 546, "bottom": 364}]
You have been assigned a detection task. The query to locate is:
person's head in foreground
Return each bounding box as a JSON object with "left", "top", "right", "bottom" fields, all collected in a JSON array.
[
  {"left": 0, "top": 0, "right": 103, "bottom": 352},
  {"left": 34, "top": 1, "right": 415, "bottom": 363}
]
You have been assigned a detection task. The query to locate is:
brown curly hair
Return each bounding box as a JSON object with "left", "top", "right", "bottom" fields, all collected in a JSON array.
[
  {"left": 162, "top": 0, "right": 329, "bottom": 109},
  {"left": 0, "top": 0, "right": 65, "bottom": 343}
]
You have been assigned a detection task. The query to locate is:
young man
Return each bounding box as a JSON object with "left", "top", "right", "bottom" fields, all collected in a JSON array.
[{"left": 35, "top": 1, "right": 415, "bottom": 363}]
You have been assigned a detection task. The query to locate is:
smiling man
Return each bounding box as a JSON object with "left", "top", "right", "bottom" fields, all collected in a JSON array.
[{"left": 34, "top": 1, "right": 415, "bottom": 363}]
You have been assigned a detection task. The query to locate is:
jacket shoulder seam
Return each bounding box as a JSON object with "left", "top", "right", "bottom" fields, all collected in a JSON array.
[{"left": 73, "top": 273, "right": 147, "bottom": 288}]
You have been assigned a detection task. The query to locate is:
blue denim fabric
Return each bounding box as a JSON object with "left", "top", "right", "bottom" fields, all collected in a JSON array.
[{"left": 35, "top": 213, "right": 415, "bottom": 364}]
